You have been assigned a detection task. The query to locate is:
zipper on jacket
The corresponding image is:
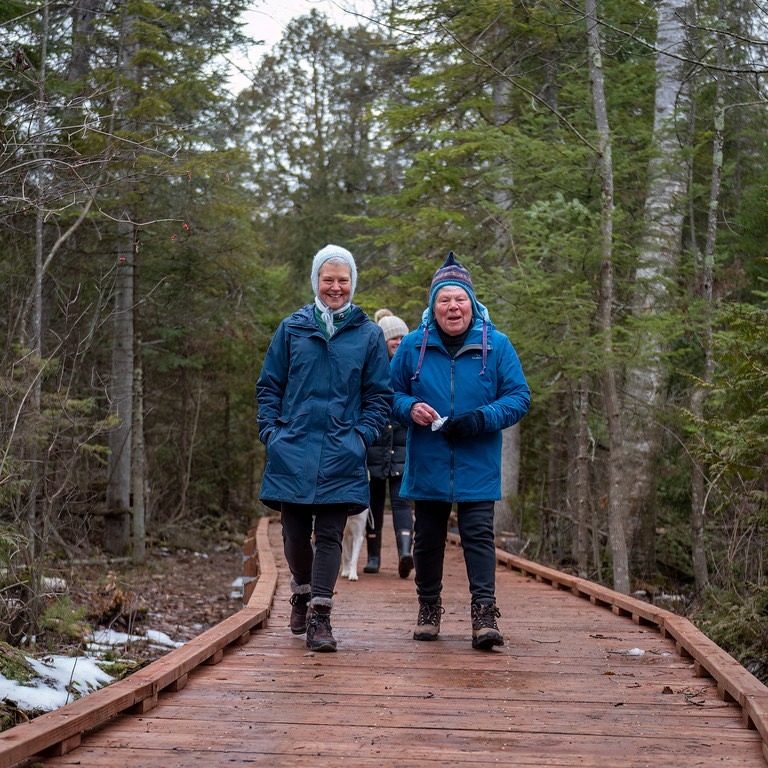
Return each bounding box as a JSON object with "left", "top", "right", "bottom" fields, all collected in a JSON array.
[{"left": 449, "top": 357, "right": 456, "bottom": 498}]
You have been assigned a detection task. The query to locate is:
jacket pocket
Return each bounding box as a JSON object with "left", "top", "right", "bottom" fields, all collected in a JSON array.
[
  {"left": 266, "top": 415, "right": 308, "bottom": 476},
  {"left": 319, "top": 416, "right": 367, "bottom": 479}
]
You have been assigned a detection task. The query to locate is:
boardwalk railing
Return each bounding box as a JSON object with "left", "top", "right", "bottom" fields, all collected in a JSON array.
[{"left": 0, "top": 516, "right": 765, "bottom": 766}]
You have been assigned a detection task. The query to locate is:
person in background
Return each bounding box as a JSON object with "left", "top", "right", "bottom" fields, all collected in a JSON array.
[
  {"left": 363, "top": 309, "right": 414, "bottom": 579},
  {"left": 390, "top": 251, "right": 530, "bottom": 650},
  {"left": 256, "top": 244, "right": 392, "bottom": 652}
]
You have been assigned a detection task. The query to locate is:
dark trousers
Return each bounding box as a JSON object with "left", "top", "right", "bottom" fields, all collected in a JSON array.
[
  {"left": 413, "top": 500, "right": 496, "bottom": 604},
  {"left": 280, "top": 502, "right": 349, "bottom": 601},
  {"left": 368, "top": 475, "right": 413, "bottom": 539}
]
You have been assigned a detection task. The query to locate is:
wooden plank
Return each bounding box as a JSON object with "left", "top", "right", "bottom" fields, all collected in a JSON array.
[
  {"left": 744, "top": 694, "right": 768, "bottom": 741},
  {"left": 29, "top": 739, "right": 767, "bottom": 768},
  {"left": 244, "top": 516, "right": 278, "bottom": 611}
]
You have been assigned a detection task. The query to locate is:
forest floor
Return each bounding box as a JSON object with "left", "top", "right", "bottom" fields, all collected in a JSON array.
[
  {"left": 0, "top": 535, "right": 248, "bottom": 729},
  {"left": 66, "top": 540, "right": 245, "bottom": 666}
]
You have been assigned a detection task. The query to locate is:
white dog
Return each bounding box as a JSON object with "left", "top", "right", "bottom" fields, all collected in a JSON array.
[{"left": 340, "top": 508, "right": 370, "bottom": 581}]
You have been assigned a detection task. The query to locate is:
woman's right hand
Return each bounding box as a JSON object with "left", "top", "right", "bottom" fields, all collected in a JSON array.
[{"left": 410, "top": 401, "right": 441, "bottom": 427}]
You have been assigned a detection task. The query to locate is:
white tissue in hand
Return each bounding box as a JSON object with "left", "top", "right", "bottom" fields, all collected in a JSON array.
[{"left": 431, "top": 416, "right": 449, "bottom": 431}]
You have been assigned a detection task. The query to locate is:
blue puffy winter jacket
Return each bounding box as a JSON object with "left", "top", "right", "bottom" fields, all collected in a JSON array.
[
  {"left": 391, "top": 316, "right": 530, "bottom": 502},
  {"left": 256, "top": 304, "right": 392, "bottom": 512}
]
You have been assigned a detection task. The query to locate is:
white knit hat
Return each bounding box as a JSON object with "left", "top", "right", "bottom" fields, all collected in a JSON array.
[
  {"left": 378, "top": 313, "right": 409, "bottom": 341},
  {"left": 310, "top": 244, "right": 357, "bottom": 299}
]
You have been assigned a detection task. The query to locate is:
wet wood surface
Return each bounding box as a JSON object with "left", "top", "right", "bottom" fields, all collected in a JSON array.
[{"left": 26, "top": 517, "right": 768, "bottom": 767}]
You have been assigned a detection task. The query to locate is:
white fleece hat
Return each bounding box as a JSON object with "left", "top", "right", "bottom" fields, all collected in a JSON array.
[
  {"left": 310, "top": 244, "right": 357, "bottom": 299},
  {"left": 378, "top": 313, "right": 409, "bottom": 341}
]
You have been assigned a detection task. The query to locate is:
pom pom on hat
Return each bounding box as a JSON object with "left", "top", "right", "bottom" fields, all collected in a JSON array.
[
  {"left": 377, "top": 312, "right": 409, "bottom": 341},
  {"left": 311, "top": 244, "right": 357, "bottom": 299}
]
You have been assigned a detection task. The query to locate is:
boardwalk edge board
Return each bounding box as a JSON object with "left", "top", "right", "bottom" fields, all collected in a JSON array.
[{"left": 0, "top": 518, "right": 764, "bottom": 767}]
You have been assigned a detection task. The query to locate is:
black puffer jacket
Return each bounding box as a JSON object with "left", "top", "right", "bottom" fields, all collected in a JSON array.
[{"left": 366, "top": 420, "right": 407, "bottom": 480}]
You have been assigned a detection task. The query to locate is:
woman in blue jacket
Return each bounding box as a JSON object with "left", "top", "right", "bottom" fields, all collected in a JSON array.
[
  {"left": 391, "top": 252, "right": 530, "bottom": 650},
  {"left": 256, "top": 245, "right": 392, "bottom": 652}
]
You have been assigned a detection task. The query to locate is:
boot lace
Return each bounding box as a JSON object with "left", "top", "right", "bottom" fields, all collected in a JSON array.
[
  {"left": 417, "top": 602, "right": 445, "bottom": 627},
  {"left": 290, "top": 592, "right": 310, "bottom": 607},
  {"left": 308, "top": 610, "right": 333, "bottom": 633},
  {"left": 472, "top": 603, "right": 500, "bottom": 631}
]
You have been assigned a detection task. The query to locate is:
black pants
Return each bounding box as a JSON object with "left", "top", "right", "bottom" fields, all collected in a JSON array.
[
  {"left": 367, "top": 475, "right": 413, "bottom": 539},
  {"left": 280, "top": 502, "right": 349, "bottom": 601},
  {"left": 413, "top": 500, "right": 496, "bottom": 604}
]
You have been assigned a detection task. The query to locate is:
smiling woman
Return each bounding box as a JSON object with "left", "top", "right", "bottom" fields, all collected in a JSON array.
[{"left": 256, "top": 243, "right": 392, "bottom": 653}]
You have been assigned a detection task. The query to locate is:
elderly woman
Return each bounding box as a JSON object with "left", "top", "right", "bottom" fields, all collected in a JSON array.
[
  {"left": 256, "top": 245, "right": 392, "bottom": 652},
  {"left": 391, "top": 252, "right": 530, "bottom": 650}
]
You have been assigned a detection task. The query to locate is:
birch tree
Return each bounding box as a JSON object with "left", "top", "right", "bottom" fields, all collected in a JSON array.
[
  {"left": 585, "top": 0, "right": 629, "bottom": 594},
  {"left": 621, "top": 0, "right": 692, "bottom": 579}
]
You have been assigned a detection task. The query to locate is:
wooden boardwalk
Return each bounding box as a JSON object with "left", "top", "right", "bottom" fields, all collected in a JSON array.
[{"left": 5, "top": 515, "right": 768, "bottom": 767}]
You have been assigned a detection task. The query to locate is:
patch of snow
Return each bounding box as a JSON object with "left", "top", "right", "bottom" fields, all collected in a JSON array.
[
  {"left": 0, "top": 625, "right": 187, "bottom": 715},
  {"left": 86, "top": 627, "right": 183, "bottom": 653},
  {"left": 145, "top": 629, "right": 184, "bottom": 647},
  {"left": 658, "top": 593, "right": 686, "bottom": 604},
  {"left": 0, "top": 655, "right": 113, "bottom": 712},
  {"left": 230, "top": 576, "right": 244, "bottom": 599}
]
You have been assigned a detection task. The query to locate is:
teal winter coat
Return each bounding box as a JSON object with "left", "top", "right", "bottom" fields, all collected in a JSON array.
[
  {"left": 256, "top": 304, "right": 392, "bottom": 512},
  {"left": 391, "top": 316, "right": 530, "bottom": 502}
]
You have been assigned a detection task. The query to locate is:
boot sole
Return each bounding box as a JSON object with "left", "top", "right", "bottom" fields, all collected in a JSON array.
[
  {"left": 290, "top": 626, "right": 307, "bottom": 635},
  {"left": 413, "top": 631, "right": 440, "bottom": 641},
  {"left": 307, "top": 641, "right": 337, "bottom": 652},
  {"left": 472, "top": 633, "right": 504, "bottom": 650}
]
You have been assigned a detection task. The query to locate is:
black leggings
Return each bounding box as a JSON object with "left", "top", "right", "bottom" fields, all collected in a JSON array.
[{"left": 280, "top": 502, "right": 349, "bottom": 601}]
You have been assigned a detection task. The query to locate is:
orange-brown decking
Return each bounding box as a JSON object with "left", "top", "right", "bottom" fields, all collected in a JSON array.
[{"left": 7, "top": 516, "right": 768, "bottom": 767}]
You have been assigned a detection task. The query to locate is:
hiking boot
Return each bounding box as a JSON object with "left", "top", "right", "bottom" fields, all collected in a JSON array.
[
  {"left": 306, "top": 600, "right": 337, "bottom": 652},
  {"left": 397, "top": 531, "right": 413, "bottom": 579},
  {"left": 364, "top": 531, "right": 381, "bottom": 573},
  {"left": 413, "top": 598, "right": 444, "bottom": 641},
  {"left": 471, "top": 601, "right": 504, "bottom": 650},
  {"left": 289, "top": 587, "right": 311, "bottom": 635}
]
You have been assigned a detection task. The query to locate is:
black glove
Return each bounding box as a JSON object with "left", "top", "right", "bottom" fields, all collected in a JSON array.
[{"left": 441, "top": 410, "right": 485, "bottom": 445}]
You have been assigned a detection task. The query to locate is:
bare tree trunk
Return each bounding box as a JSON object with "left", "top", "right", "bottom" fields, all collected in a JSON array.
[
  {"left": 690, "top": 0, "right": 726, "bottom": 591},
  {"left": 491, "top": 50, "right": 523, "bottom": 536},
  {"left": 177, "top": 375, "right": 203, "bottom": 518},
  {"left": 621, "top": 0, "right": 692, "bottom": 579},
  {"left": 586, "top": 0, "right": 629, "bottom": 593},
  {"left": 498, "top": 425, "right": 521, "bottom": 536},
  {"left": 67, "top": 0, "right": 99, "bottom": 82},
  {"left": 575, "top": 375, "right": 592, "bottom": 577},
  {"left": 25, "top": 1, "right": 52, "bottom": 558},
  {"left": 105, "top": 216, "right": 134, "bottom": 554},
  {"left": 132, "top": 359, "right": 146, "bottom": 564}
]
